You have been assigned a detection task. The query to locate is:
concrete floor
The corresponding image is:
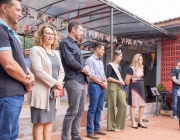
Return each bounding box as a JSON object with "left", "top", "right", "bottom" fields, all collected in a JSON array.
[{"left": 19, "top": 115, "right": 180, "bottom": 140}]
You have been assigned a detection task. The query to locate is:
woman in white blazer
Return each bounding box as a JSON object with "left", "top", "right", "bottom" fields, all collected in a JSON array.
[{"left": 28, "top": 25, "right": 64, "bottom": 140}]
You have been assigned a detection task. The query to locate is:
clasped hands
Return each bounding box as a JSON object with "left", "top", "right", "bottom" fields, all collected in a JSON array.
[
  {"left": 118, "top": 79, "right": 125, "bottom": 86},
  {"left": 23, "top": 73, "right": 35, "bottom": 93},
  {"left": 100, "top": 81, "right": 107, "bottom": 89},
  {"left": 82, "top": 65, "right": 91, "bottom": 76},
  {"left": 51, "top": 81, "right": 65, "bottom": 99}
]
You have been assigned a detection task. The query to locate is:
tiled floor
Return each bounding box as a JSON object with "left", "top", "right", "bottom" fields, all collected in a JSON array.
[{"left": 19, "top": 115, "right": 180, "bottom": 140}]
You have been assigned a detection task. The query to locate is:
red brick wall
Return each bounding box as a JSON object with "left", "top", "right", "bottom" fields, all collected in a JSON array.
[{"left": 161, "top": 34, "right": 180, "bottom": 91}]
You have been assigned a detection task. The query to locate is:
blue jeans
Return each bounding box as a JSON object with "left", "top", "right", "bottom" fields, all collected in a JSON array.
[
  {"left": 86, "top": 83, "right": 105, "bottom": 133},
  {"left": 0, "top": 95, "right": 24, "bottom": 140},
  {"left": 172, "top": 89, "right": 179, "bottom": 117}
]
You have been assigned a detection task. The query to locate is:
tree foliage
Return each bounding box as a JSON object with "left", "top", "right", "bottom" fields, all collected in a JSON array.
[{"left": 17, "top": 35, "right": 35, "bottom": 50}]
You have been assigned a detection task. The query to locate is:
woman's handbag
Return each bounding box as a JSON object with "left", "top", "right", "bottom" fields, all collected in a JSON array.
[{"left": 109, "top": 63, "right": 126, "bottom": 98}]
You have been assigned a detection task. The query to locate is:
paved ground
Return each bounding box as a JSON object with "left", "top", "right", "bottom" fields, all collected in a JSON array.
[{"left": 19, "top": 115, "right": 180, "bottom": 140}]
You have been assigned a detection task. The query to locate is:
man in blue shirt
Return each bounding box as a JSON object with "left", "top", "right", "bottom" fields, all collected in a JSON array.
[
  {"left": 86, "top": 42, "right": 107, "bottom": 139},
  {"left": 0, "top": 0, "right": 34, "bottom": 139}
]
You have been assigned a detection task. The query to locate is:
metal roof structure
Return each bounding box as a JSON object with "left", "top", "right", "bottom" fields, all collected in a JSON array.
[
  {"left": 154, "top": 16, "right": 180, "bottom": 24},
  {"left": 20, "top": 0, "right": 176, "bottom": 40}
]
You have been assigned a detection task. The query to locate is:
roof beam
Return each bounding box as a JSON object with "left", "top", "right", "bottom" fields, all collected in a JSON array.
[
  {"left": 37, "top": 0, "right": 65, "bottom": 11},
  {"left": 64, "top": 6, "right": 109, "bottom": 21},
  {"left": 82, "top": 12, "right": 121, "bottom": 25},
  {"left": 114, "top": 30, "right": 157, "bottom": 36},
  {"left": 89, "top": 21, "right": 140, "bottom": 30}
]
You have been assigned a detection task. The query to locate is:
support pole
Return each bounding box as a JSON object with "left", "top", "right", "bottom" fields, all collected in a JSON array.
[{"left": 110, "top": 7, "right": 113, "bottom": 59}]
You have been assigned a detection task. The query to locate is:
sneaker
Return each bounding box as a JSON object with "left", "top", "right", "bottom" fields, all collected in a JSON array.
[
  {"left": 173, "top": 116, "right": 178, "bottom": 120},
  {"left": 87, "top": 133, "right": 99, "bottom": 139}
]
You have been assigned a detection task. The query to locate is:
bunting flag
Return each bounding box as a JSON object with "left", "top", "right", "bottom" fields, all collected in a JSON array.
[
  {"left": 94, "top": 31, "right": 98, "bottom": 39},
  {"left": 61, "top": 21, "right": 68, "bottom": 29},
  {"left": 22, "top": 6, "right": 29, "bottom": 16},
  {"left": 23, "top": 24, "right": 32, "bottom": 35},
  {"left": 16, "top": 6, "right": 157, "bottom": 48},
  {"left": 83, "top": 28, "right": 87, "bottom": 37},
  {"left": 37, "top": 13, "right": 43, "bottom": 22},
  {"left": 16, "top": 24, "right": 25, "bottom": 34},
  {"left": 100, "top": 33, "right": 104, "bottom": 41},
  {"left": 28, "top": 9, "right": 38, "bottom": 23}
]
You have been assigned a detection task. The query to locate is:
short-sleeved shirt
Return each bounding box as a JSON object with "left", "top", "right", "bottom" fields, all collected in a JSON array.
[
  {"left": 0, "top": 19, "right": 27, "bottom": 97},
  {"left": 171, "top": 67, "right": 180, "bottom": 89},
  {"left": 86, "top": 54, "right": 105, "bottom": 83},
  {"left": 106, "top": 64, "right": 122, "bottom": 80},
  {"left": 127, "top": 67, "right": 133, "bottom": 75},
  {"left": 59, "top": 36, "right": 87, "bottom": 85}
]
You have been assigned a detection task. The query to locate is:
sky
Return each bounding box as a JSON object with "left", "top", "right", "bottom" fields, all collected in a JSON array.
[{"left": 111, "top": 0, "right": 180, "bottom": 23}]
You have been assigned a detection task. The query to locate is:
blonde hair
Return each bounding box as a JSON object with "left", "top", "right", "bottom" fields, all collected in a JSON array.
[
  {"left": 34, "top": 25, "right": 59, "bottom": 50},
  {"left": 110, "top": 49, "right": 122, "bottom": 62},
  {"left": 130, "top": 54, "right": 144, "bottom": 71}
]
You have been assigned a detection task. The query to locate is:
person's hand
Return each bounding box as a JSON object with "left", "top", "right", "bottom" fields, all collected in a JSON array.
[
  {"left": 101, "top": 82, "right": 107, "bottom": 89},
  {"left": 118, "top": 80, "right": 125, "bottom": 86},
  {"left": 84, "top": 65, "right": 91, "bottom": 76},
  {"left": 60, "top": 90, "right": 64, "bottom": 98},
  {"left": 24, "top": 73, "right": 35, "bottom": 93},
  {"left": 55, "top": 82, "right": 64, "bottom": 91},
  {"left": 121, "top": 81, "right": 125, "bottom": 86},
  {"left": 82, "top": 65, "right": 91, "bottom": 76},
  {"left": 25, "top": 86, "right": 33, "bottom": 93},
  {"left": 52, "top": 88, "right": 61, "bottom": 99}
]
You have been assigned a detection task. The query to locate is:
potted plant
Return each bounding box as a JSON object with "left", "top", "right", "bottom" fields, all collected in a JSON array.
[
  {"left": 156, "top": 83, "right": 168, "bottom": 102},
  {"left": 156, "top": 83, "right": 168, "bottom": 94}
]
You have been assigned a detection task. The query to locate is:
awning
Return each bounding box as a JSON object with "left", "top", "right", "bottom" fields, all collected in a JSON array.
[{"left": 20, "top": 0, "right": 176, "bottom": 40}]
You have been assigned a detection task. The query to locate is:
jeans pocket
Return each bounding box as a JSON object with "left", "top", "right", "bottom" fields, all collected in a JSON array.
[{"left": 88, "top": 84, "right": 100, "bottom": 98}]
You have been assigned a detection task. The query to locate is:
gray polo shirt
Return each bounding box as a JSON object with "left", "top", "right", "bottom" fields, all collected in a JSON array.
[
  {"left": 0, "top": 18, "right": 27, "bottom": 97},
  {"left": 85, "top": 54, "right": 105, "bottom": 83}
]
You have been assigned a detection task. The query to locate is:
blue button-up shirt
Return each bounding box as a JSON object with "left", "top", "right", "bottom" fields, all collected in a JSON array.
[{"left": 86, "top": 54, "right": 105, "bottom": 83}]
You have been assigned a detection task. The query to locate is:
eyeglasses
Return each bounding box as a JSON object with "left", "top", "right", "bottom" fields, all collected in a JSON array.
[{"left": 44, "top": 32, "right": 54, "bottom": 36}]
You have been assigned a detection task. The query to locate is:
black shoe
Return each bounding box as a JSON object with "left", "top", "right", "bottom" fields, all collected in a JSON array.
[
  {"left": 72, "top": 137, "right": 83, "bottom": 140},
  {"left": 87, "top": 133, "right": 99, "bottom": 139},
  {"left": 132, "top": 126, "right": 138, "bottom": 129},
  {"left": 138, "top": 123, "right": 148, "bottom": 129}
]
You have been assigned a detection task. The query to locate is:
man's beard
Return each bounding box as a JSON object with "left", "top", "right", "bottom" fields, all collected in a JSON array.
[
  {"left": 7, "top": 14, "right": 17, "bottom": 26},
  {"left": 75, "top": 34, "right": 81, "bottom": 41}
]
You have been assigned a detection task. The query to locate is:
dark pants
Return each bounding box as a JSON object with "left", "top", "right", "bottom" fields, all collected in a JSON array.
[
  {"left": 0, "top": 95, "right": 24, "bottom": 140},
  {"left": 86, "top": 83, "right": 105, "bottom": 133},
  {"left": 61, "top": 80, "right": 86, "bottom": 140}
]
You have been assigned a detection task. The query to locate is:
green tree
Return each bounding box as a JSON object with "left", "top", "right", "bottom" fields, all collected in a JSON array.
[{"left": 17, "top": 35, "right": 35, "bottom": 50}]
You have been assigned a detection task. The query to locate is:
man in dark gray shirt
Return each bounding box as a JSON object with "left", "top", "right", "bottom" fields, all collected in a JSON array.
[
  {"left": 0, "top": 0, "right": 34, "bottom": 139},
  {"left": 59, "top": 21, "right": 90, "bottom": 140}
]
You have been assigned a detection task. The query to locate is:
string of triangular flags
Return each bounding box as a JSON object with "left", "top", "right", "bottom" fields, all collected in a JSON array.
[{"left": 16, "top": 6, "right": 156, "bottom": 47}]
